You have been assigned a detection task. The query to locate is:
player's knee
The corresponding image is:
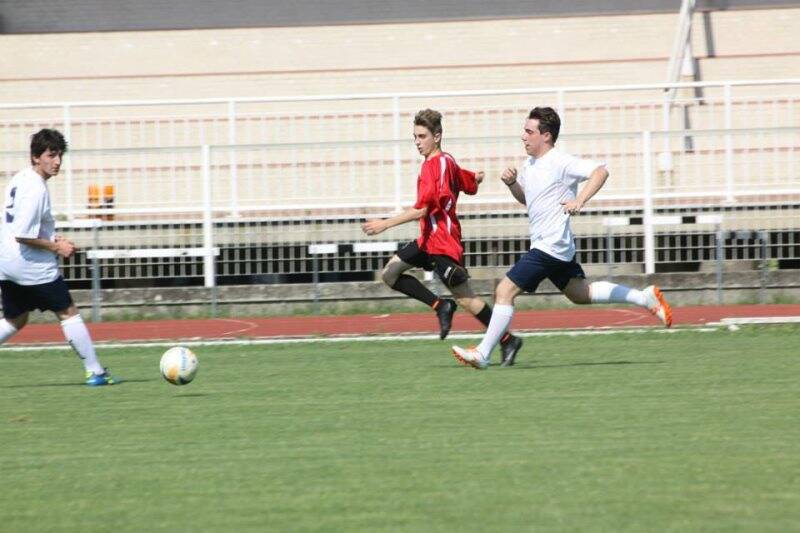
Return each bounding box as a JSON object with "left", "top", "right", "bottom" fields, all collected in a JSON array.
[
  {"left": 441, "top": 264, "right": 469, "bottom": 289},
  {"left": 381, "top": 266, "right": 399, "bottom": 287},
  {"left": 494, "top": 279, "right": 518, "bottom": 305}
]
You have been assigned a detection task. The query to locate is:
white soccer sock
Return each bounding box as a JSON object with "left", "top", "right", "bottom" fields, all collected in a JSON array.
[
  {"left": 61, "top": 314, "right": 104, "bottom": 375},
  {"left": 589, "top": 281, "right": 647, "bottom": 307},
  {"left": 0, "top": 319, "right": 18, "bottom": 344},
  {"left": 477, "top": 304, "right": 514, "bottom": 359}
]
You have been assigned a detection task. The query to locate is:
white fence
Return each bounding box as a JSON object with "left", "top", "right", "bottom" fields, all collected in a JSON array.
[
  {"left": 27, "top": 126, "right": 797, "bottom": 290},
  {"left": 1, "top": 79, "right": 798, "bottom": 287},
  {"left": 1, "top": 126, "right": 798, "bottom": 218}
]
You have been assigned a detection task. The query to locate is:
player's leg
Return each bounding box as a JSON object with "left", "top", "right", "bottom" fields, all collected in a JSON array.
[
  {"left": 0, "top": 313, "right": 27, "bottom": 344},
  {"left": 0, "top": 280, "right": 31, "bottom": 344},
  {"left": 382, "top": 243, "right": 456, "bottom": 338},
  {"left": 447, "top": 277, "right": 522, "bottom": 367},
  {"left": 561, "top": 277, "right": 672, "bottom": 327},
  {"left": 38, "top": 276, "right": 118, "bottom": 385},
  {"left": 452, "top": 277, "right": 524, "bottom": 369},
  {"left": 452, "top": 249, "right": 549, "bottom": 369}
]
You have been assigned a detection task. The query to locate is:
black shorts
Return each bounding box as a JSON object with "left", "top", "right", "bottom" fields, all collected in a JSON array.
[
  {"left": 396, "top": 240, "right": 468, "bottom": 288},
  {"left": 506, "top": 248, "right": 586, "bottom": 293},
  {"left": 0, "top": 276, "right": 74, "bottom": 319}
]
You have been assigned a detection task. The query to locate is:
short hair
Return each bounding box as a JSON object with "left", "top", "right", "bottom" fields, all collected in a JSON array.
[
  {"left": 528, "top": 107, "right": 561, "bottom": 144},
  {"left": 30, "top": 129, "right": 67, "bottom": 164},
  {"left": 413, "top": 109, "right": 443, "bottom": 136}
]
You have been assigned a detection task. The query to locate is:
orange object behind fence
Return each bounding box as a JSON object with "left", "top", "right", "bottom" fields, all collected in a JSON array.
[{"left": 87, "top": 184, "right": 115, "bottom": 220}]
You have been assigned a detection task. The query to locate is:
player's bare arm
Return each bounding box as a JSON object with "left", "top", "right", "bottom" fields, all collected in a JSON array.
[
  {"left": 16, "top": 236, "right": 76, "bottom": 258},
  {"left": 501, "top": 167, "right": 525, "bottom": 205},
  {"left": 361, "top": 206, "right": 428, "bottom": 236},
  {"left": 475, "top": 171, "right": 485, "bottom": 185},
  {"left": 561, "top": 166, "right": 609, "bottom": 215}
]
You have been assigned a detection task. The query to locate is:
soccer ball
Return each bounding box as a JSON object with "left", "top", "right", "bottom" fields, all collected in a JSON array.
[{"left": 160, "top": 346, "right": 199, "bottom": 385}]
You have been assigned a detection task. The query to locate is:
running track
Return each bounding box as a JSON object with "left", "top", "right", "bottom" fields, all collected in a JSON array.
[{"left": 8, "top": 304, "right": 800, "bottom": 345}]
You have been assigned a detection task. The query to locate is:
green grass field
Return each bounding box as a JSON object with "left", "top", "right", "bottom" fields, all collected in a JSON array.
[{"left": 2, "top": 326, "right": 799, "bottom": 532}]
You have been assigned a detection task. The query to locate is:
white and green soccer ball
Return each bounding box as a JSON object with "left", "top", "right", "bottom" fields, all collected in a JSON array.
[{"left": 160, "top": 346, "right": 199, "bottom": 385}]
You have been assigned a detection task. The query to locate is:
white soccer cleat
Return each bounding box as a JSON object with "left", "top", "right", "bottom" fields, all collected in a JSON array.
[
  {"left": 643, "top": 285, "right": 673, "bottom": 328},
  {"left": 451, "top": 345, "right": 490, "bottom": 370}
]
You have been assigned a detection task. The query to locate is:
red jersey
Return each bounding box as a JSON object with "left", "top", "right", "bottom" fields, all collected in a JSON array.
[{"left": 413, "top": 152, "right": 478, "bottom": 263}]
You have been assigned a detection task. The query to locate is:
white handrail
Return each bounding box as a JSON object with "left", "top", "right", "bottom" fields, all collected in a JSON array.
[{"left": 1, "top": 78, "right": 799, "bottom": 110}]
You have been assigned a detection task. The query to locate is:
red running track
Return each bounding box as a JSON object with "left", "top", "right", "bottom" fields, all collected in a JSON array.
[{"left": 7, "top": 304, "right": 800, "bottom": 345}]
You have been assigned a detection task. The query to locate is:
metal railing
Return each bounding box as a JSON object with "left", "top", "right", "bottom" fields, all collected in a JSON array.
[{"left": 26, "top": 126, "right": 796, "bottom": 296}]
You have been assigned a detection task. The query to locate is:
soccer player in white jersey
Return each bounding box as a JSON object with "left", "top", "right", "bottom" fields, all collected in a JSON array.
[
  {"left": 452, "top": 107, "right": 672, "bottom": 369},
  {"left": 0, "top": 129, "right": 118, "bottom": 385}
]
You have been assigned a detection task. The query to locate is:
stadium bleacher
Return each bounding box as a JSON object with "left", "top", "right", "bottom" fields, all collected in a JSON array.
[{"left": 0, "top": 4, "right": 798, "bottom": 294}]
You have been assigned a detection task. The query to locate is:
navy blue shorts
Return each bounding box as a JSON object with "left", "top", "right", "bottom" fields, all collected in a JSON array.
[
  {"left": 0, "top": 276, "right": 74, "bottom": 319},
  {"left": 506, "top": 248, "right": 586, "bottom": 293}
]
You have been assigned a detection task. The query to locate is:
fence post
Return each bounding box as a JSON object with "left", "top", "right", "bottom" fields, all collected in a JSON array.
[
  {"left": 201, "top": 145, "right": 216, "bottom": 292},
  {"left": 715, "top": 225, "right": 724, "bottom": 305},
  {"left": 228, "top": 100, "right": 239, "bottom": 217},
  {"left": 392, "top": 95, "right": 402, "bottom": 213},
  {"left": 89, "top": 220, "right": 102, "bottom": 322},
  {"left": 63, "top": 105, "right": 74, "bottom": 220},
  {"left": 642, "top": 131, "right": 656, "bottom": 275},
  {"left": 723, "top": 83, "right": 735, "bottom": 203},
  {"left": 758, "top": 230, "right": 769, "bottom": 304}
]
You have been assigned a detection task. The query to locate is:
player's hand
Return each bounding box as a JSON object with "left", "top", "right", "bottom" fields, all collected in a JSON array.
[
  {"left": 475, "top": 171, "right": 485, "bottom": 184},
  {"left": 362, "top": 219, "right": 388, "bottom": 236},
  {"left": 500, "top": 167, "right": 517, "bottom": 185},
  {"left": 54, "top": 236, "right": 76, "bottom": 258},
  {"left": 560, "top": 199, "right": 584, "bottom": 215}
]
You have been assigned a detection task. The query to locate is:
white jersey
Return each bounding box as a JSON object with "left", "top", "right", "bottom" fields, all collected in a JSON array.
[
  {"left": 0, "top": 167, "right": 60, "bottom": 285},
  {"left": 518, "top": 148, "right": 605, "bottom": 261}
]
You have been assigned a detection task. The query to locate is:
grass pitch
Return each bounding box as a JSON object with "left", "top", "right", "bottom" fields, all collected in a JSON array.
[{"left": 2, "top": 326, "right": 799, "bottom": 532}]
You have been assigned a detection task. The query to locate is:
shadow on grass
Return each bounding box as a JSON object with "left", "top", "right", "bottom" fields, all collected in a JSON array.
[
  {"left": 1, "top": 378, "right": 154, "bottom": 389},
  {"left": 432, "top": 360, "right": 665, "bottom": 370},
  {"left": 512, "top": 360, "right": 666, "bottom": 370}
]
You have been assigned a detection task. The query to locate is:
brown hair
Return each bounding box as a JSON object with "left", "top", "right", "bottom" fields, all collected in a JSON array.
[
  {"left": 528, "top": 107, "right": 561, "bottom": 144},
  {"left": 30, "top": 128, "right": 68, "bottom": 165},
  {"left": 414, "top": 109, "right": 443, "bottom": 136}
]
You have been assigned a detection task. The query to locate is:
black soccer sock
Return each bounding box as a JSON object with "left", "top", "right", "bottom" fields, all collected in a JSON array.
[
  {"left": 391, "top": 274, "right": 438, "bottom": 308},
  {"left": 474, "top": 304, "right": 512, "bottom": 344},
  {"left": 474, "top": 303, "right": 493, "bottom": 327}
]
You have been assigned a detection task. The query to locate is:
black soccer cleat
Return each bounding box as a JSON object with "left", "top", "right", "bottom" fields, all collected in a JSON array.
[
  {"left": 500, "top": 335, "right": 523, "bottom": 367},
  {"left": 435, "top": 298, "right": 457, "bottom": 340}
]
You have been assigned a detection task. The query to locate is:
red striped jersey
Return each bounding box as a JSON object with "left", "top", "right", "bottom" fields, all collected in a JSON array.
[{"left": 413, "top": 152, "right": 478, "bottom": 263}]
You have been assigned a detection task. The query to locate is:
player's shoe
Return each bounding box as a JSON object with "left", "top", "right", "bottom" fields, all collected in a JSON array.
[
  {"left": 499, "top": 335, "right": 523, "bottom": 367},
  {"left": 435, "top": 298, "right": 457, "bottom": 340},
  {"left": 451, "top": 345, "right": 489, "bottom": 370},
  {"left": 643, "top": 285, "right": 673, "bottom": 328},
  {"left": 85, "top": 369, "right": 119, "bottom": 386}
]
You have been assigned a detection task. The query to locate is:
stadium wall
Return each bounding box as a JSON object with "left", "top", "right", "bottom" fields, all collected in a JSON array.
[
  {"left": 1, "top": 8, "right": 798, "bottom": 102},
  {"left": 56, "top": 270, "right": 800, "bottom": 322}
]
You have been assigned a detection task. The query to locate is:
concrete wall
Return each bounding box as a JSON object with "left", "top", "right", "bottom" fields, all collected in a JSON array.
[
  {"left": 62, "top": 270, "right": 800, "bottom": 323},
  {"left": 2, "top": 8, "right": 798, "bottom": 103}
]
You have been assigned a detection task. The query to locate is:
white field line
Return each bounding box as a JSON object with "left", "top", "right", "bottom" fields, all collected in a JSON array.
[
  {"left": 0, "top": 326, "right": 722, "bottom": 352},
  {"left": 715, "top": 316, "right": 800, "bottom": 325}
]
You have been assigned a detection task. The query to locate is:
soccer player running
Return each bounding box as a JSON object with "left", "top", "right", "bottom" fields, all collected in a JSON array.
[
  {"left": 452, "top": 107, "right": 672, "bottom": 369},
  {"left": 0, "top": 129, "right": 118, "bottom": 385},
  {"left": 362, "top": 109, "right": 523, "bottom": 365}
]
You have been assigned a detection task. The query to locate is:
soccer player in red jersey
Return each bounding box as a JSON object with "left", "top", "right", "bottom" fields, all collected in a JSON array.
[{"left": 362, "top": 109, "right": 522, "bottom": 365}]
